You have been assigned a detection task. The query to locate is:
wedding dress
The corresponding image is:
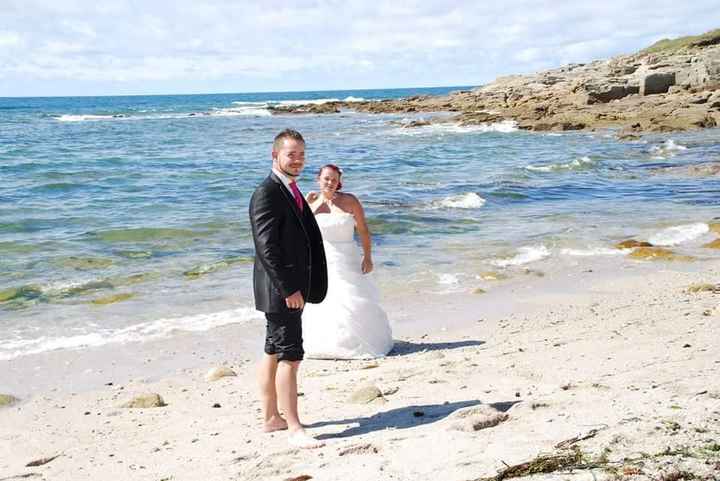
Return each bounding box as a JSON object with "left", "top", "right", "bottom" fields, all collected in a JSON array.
[{"left": 303, "top": 212, "right": 393, "bottom": 359}]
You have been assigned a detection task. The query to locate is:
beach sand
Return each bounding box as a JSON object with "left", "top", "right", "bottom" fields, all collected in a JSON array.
[{"left": 1, "top": 259, "right": 719, "bottom": 480}]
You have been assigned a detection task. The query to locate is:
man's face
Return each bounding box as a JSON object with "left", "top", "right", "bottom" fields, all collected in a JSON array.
[{"left": 272, "top": 138, "right": 305, "bottom": 178}]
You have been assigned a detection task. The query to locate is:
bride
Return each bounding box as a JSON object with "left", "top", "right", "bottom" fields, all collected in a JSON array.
[{"left": 302, "top": 164, "right": 393, "bottom": 359}]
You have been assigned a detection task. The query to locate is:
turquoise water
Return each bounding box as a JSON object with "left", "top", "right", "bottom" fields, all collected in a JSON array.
[{"left": 1, "top": 87, "right": 719, "bottom": 359}]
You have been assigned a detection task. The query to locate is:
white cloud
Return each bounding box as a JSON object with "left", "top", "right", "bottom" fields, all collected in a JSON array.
[{"left": 1, "top": 0, "right": 718, "bottom": 96}]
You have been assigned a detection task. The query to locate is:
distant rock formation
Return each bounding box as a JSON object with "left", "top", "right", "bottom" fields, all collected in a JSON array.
[{"left": 273, "top": 28, "right": 720, "bottom": 134}]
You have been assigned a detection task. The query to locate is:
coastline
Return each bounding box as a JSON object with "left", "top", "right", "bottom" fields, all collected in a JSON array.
[{"left": 2, "top": 256, "right": 719, "bottom": 480}]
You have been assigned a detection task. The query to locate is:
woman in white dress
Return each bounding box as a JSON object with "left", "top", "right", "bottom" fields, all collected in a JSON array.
[{"left": 302, "top": 164, "right": 393, "bottom": 359}]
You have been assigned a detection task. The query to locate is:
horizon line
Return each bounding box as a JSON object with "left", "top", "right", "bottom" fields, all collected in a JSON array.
[{"left": 0, "top": 84, "right": 479, "bottom": 100}]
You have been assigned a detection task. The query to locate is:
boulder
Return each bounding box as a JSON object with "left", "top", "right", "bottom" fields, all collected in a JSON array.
[
  {"left": 628, "top": 247, "right": 693, "bottom": 261},
  {"left": 205, "top": 366, "right": 237, "bottom": 382},
  {"left": 640, "top": 72, "right": 676, "bottom": 95},
  {"left": 584, "top": 84, "right": 637, "bottom": 104},
  {"left": 615, "top": 240, "right": 653, "bottom": 249},
  {"left": 703, "top": 238, "right": 720, "bottom": 249},
  {"left": 446, "top": 404, "right": 509, "bottom": 432},
  {"left": 0, "top": 394, "right": 19, "bottom": 407},
  {"left": 348, "top": 386, "right": 382, "bottom": 404},
  {"left": 121, "top": 393, "right": 167, "bottom": 408}
]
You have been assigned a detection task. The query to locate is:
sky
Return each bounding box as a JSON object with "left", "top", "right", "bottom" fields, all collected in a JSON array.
[{"left": 0, "top": 1, "right": 718, "bottom": 97}]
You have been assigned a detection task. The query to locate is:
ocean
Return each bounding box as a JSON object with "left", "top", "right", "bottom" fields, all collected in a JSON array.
[{"left": 1, "top": 87, "right": 719, "bottom": 361}]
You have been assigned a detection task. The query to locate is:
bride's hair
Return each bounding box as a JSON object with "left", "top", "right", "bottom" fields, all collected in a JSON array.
[{"left": 318, "top": 164, "right": 343, "bottom": 191}]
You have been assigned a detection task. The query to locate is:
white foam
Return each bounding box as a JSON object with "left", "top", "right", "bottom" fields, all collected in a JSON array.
[
  {"left": 277, "top": 98, "right": 340, "bottom": 106},
  {"left": 437, "top": 273, "right": 460, "bottom": 285},
  {"left": 560, "top": 247, "right": 627, "bottom": 257},
  {"left": 648, "top": 223, "right": 709, "bottom": 246},
  {"left": 0, "top": 306, "right": 262, "bottom": 361},
  {"left": 395, "top": 120, "right": 518, "bottom": 136},
  {"left": 431, "top": 193, "right": 486, "bottom": 209},
  {"left": 343, "top": 96, "right": 365, "bottom": 102},
  {"left": 526, "top": 156, "right": 596, "bottom": 172},
  {"left": 492, "top": 245, "right": 550, "bottom": 267},
  {"left": 56, "top": 114, "right": 124, "bottom": 122},
  {"left": 650, "top": 139, "right": 688, "bottom": 157},
  {"left": 210, "top": 107, "right": 272, "bottom": 117}
]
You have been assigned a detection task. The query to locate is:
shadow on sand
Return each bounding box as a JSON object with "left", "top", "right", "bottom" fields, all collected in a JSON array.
[
  {"left": 387, "top": 339, "right": 485, "bottom": 357},
  {"left": 309, "top": 399, "right": 519, "bottom": 440}
]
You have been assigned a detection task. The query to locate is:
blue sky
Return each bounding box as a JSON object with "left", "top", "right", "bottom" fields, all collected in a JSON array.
[{"left": 1, "top": 1, "right": 718, "bottom": 97}]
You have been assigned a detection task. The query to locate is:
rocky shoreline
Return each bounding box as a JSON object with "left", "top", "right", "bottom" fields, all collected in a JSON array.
[{"left": 272, "top": 29, "right": 720, "bottom": 136}]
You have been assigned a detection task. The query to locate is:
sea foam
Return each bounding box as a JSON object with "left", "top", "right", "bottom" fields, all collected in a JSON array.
[
  {"left": 526, "top": 156, "right": 596, "bottom": 172},
  {"left": 431, "top": 193, "right": 486, "bottom": 209},
  {"left": 648, "top": 223, "right": 709, "bottom": 246},
  {"left": 491, "top": 245, "right": 550, "bottom": 267},
  {"left": 0, "top": 306, "right": 262, "bottom": 361}
]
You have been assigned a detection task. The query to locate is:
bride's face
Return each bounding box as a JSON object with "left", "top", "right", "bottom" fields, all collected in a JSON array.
[{"left": 317, "top": 168, "right": 340, "bottom": 194}]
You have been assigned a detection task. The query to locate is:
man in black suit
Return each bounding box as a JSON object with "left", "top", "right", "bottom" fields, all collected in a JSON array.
[{"left": 249, "top": 129, "right": 328, "bottom": 448}]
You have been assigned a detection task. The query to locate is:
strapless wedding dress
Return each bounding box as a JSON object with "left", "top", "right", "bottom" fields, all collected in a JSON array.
[{"left": 303, "top": 212, "right": 393, "bottom": 359}]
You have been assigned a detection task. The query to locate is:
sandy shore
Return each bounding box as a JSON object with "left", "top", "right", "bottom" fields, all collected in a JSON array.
[{"left": 1, "top": 258, "right": 719, "bottom": 481}]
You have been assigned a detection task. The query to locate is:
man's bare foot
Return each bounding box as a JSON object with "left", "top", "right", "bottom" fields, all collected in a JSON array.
[
  {"left": 263, "top": 415, "right": 288, "bottom": 433},
  {"left": 288, "top": 430, "right": 325, "bottom": 449}
]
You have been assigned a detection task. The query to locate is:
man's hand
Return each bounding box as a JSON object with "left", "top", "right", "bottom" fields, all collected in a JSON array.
[
  {"left": 285, "top": 290, "right": 305, "bottom": 310},
  {"left": 361, "top": 257, "right": 373, "bottom": 274}
]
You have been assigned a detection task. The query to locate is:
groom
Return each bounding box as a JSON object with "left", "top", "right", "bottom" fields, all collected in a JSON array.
[{"left": 249, "top": 128, "right": 328, "bottom": 448}]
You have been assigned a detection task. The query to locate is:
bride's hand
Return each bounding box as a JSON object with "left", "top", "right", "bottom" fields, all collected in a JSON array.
[{"left": 361, "top": 257, "right": 373, "bottom": 274}]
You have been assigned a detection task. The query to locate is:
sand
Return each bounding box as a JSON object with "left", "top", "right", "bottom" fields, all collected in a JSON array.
[{"left": 1, "top": 259, "right": 719, "bottom": 480}]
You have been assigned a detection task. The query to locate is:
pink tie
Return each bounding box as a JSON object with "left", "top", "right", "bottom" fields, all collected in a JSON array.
[{"left": 289, "top": 181, "right": 304, "bottom": 212}]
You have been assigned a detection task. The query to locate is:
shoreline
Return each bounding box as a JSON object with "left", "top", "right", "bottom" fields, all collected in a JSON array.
[{"left": 2, "top": 257, "right": 719, "bottom": 480}]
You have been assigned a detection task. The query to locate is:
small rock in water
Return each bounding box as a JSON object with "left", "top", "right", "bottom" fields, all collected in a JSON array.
[
  {"left": 0, "top": 394, "right": 20, "bottom": 407},
  {"left": 472, "top": 287, "right": 486, "bottom": 294},
  {"left": 628, "top": 247, "right": 693, "bottom": 261},
  {"left": 120, "top": 393, "right": 167, "bottom": 408},
  {"left": 205, "top": 366, "right": 237, "bottom": 382},
  {"left": 615, "top": 239, "right": 653, "bottom": 249},
  {"left": 348, "top": 386, "right": 382, "bottom": 404},
  {"left": 212, "top": 403, "right": 221, "bottom": 408},
  {"left": 703, "top": 238, "right": 720, "bottom": 249}
]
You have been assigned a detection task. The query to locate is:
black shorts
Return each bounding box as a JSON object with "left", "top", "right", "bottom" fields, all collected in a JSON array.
[{"left": 264, "top": 311, "right": 304, "bottom": 361}]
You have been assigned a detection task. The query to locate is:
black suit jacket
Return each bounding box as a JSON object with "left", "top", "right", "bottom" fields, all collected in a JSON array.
[{"left": 249, "top": 173, "right": 328, "bottom": 313}]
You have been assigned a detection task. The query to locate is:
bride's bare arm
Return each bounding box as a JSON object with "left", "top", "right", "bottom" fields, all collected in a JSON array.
[{"left": 350, "top": 194, "right": 373, "bottom": 274}]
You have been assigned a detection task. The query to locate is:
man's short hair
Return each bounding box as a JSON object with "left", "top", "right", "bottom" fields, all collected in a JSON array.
[{"left": 273, "top": 129, "right": 305, "bottom": 151}]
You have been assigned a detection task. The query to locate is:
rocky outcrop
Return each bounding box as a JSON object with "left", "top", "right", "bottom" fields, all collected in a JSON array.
[
  {"left": 272, "top": 28, "right": 720, "bottom": 134},
  {"left": 121, "top": 393, "right": 167, "bottom": 408}
]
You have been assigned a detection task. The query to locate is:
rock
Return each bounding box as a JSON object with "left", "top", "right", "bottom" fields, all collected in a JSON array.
[
  {"left": 703, "top": 238, "right": 720, "bottom": 249},
  {"left": 401, "top": 120, "right": 431, "bottom": 128},
  {"left": 479, "top": 271, "right": 508, "bottom": 281},
  {"left": 710, "top": 223, "right": 720, "bottom": 234},
  {"left": 205, "top": 366, "right": 237, "bottom": 381},
  {"left": 91, "top": 293, "right": 134, "bottom": 305},
  {"left": 687, "top": 283, "right": 720, "bottom": 293},
  {"left": 0, "top": 394, "right": 20, "bottom": 407},
  {"left": 628, "top": 247, "right": 693, "bottom": 261},
  {"left": 26, "top": 455, "right": 61, "bottom": 467},
  {"left": 615, "top": 239, "right": 653, "bottom": 249},
  {"left": 382, "top": 386, "right": 399, "bottom": 396},
  {"left": 121, "top": 393, "right": 167, "bottom": 408},
  {"left": 446, "top": 405, "right": 509, "bottom": 432},
  {"left": 472, "top": 287, "right": 486, "bottom": 294},
  {"left": 348, "top": 385, "right": 382, "bottom": 404},
  {"left": 584, "top": 84, "right": 637, "bottom": 104},
  {"left": 640, "top": 72, "right": 676, "bottom": 95}
]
